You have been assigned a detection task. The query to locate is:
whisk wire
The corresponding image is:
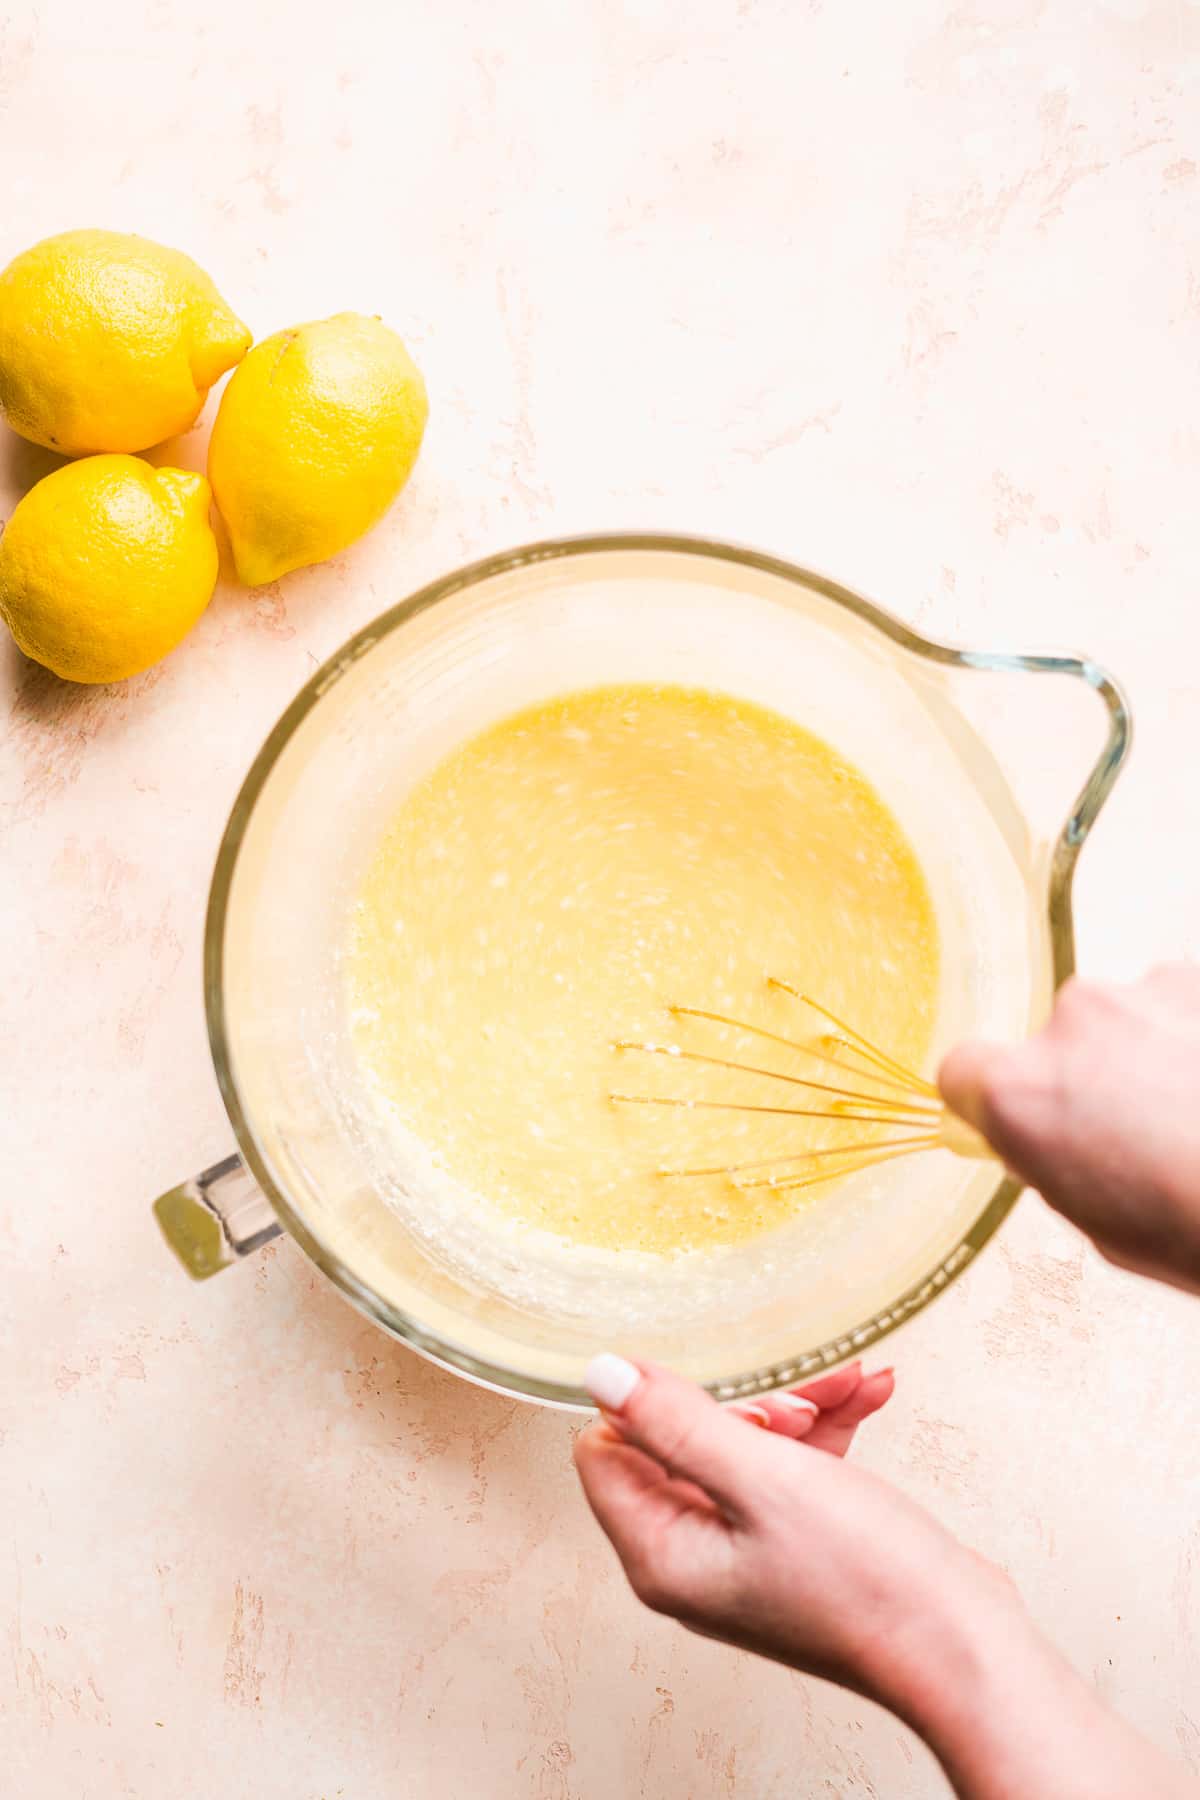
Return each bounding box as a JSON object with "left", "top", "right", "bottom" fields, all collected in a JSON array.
[
  {"left": 611, "top": 976, "right": 960, "bottom": 1193},
  {"left": 664, "top": 1004, "right": 921, "bottom": 1098},
  {"left": 737, "top": 1137, "right": 941, "bottom": 1196},
  {"left": 611, "top": 1038, "right": 940, "bottom": 1124},
  {"left": 659, "top": 1131, "right": 938, "bottom": 1180},
  {"left": 766, "top": 979, "right": 940, "bottom": 1097},
  {"left": 665, "top": 1000, "right": 928, "bottom": 1094},
  {"left": 608, "top": 1094, "right": 937, "bottom": 1128}
]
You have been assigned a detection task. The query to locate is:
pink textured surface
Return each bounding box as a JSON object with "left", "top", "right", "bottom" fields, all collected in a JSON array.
[{"left": 3, "top": 3, "right": 1200, "bottom": 1794}]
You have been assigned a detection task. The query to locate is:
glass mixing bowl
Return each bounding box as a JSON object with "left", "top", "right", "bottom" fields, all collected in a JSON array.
[{"left": 153, "top": 535, "right": 1129, "bottom": 1405}]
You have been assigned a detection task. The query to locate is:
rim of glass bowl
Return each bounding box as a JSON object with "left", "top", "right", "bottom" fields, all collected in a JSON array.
[{"left": 205, "top": 532, "right": 1132, "bottom": 1408}]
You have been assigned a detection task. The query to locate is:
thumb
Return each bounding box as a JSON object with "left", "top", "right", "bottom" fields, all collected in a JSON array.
[
  {"left": 585, "top": 1355, "right": 769, "bottom": 1517},
  {"left": 939, "top": 1035, "right": 1066, "bottom": 1188},
  {"left": 938, "top": 1040, "right": 1015, "bottom": 1139}
]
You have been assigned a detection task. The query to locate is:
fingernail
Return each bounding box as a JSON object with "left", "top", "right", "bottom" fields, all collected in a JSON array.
[
  {"left": 777, "top": 1393, "right": 819, "bottom": 1414},
  {"left": 585, "top": 1353, "right": 642, "bottom": 1411},
  {"left": 733, "top": 1404, "right": 771, "bottom": 1428}
]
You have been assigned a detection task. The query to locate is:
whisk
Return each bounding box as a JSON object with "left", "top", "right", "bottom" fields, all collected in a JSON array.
[{"left": 610, "top": 977, "right": 993, "bottom": 1195}]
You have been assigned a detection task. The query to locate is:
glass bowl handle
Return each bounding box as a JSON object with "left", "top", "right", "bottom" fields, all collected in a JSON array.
[{"left": 153, "top": 1153, "right": 282, "bottom": 1279}]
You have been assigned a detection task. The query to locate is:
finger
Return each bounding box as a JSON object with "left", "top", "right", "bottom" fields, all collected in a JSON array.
[
  {"left": 585, "top": 1354, "right": 770, "bottom": 1517},
  {"left": 574, "top": 1422, "right": 723, "bottom": 1598},
  {"left": 938, "top": 1040, "right": 1015, "bottom": 1139},
  {"left": 575, "top": 1418, "right": 721, "bottom": 1525},
  {"left": 599, "top": 1405, "right": 732, "bottom": 1510},
  {"left": 728, "top": 1403, "right": 774, "bottom": 1430},
  {"left": 850, "top": 1367, "right": 894, "bottom": 1420},
  {"left": 574, "top": 1423, "right": 673, "bottom": 1539},
  {"left": 754, "top": 1367, "right": 893, "bottom": 1453},
  {"left": 752, "top": 1392, "right": 819, "bottom": 1440},
  {"left": 804, "top": 1369, "right": 895, "bottom": 1458},
  {"left": 941, "top": 1031, "right": 1076, "bottom": 1198},
  {"left": 575, "top": 1433, "right": 672, "bottom": 1559},
  {"left": 787, "top": 1361, "right": 863, "bottom": 1412}
]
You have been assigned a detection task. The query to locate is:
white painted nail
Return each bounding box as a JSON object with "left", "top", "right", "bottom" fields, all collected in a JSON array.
[
  {"left": 586, "top": 1353, "right": 642, "bottom": 1411},
  {"left": 776, "top": 1393, "right": 820, "bottom": 1414},
  {"left": 734, "top": 1404, "right": 771, "bottom": 1428}
]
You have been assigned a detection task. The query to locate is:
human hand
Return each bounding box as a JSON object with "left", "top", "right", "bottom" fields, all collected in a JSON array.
[
  {"left": 573, "top": 1354, "right": 999, "bottom": 1706},
  {"left": 941, "top": 965, "right": 1200, "bottom": 1294},
  {"left": 574, "top": 1355, "right": 1193, "bottom": 1800}
]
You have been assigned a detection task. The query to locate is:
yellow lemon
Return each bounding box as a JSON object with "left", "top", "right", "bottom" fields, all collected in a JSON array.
[
  {"left": 0, "top": 455, "right": 218, "bottom": 683},
  {"left": 207, "top": 312, "right": 428, "bottom": 586},
  {"left": 0, "top": 229, "right": 251, "bottom": 455}
]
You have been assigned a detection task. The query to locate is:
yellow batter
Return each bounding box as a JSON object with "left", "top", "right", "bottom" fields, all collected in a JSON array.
[{"left": 348, "top": 684, "right": 939, "bottom": 1257}]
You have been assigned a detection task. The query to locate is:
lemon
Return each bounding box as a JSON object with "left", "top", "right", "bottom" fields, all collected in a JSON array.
[
  {"left": 207, "top": 312, "right": 427, "bottom": 586},
  {"left": 0, "top": 455, "right": 218, "bottom": 683},
  {"left": 0, "top": 229, "right": 251, "bottom": 455}
]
